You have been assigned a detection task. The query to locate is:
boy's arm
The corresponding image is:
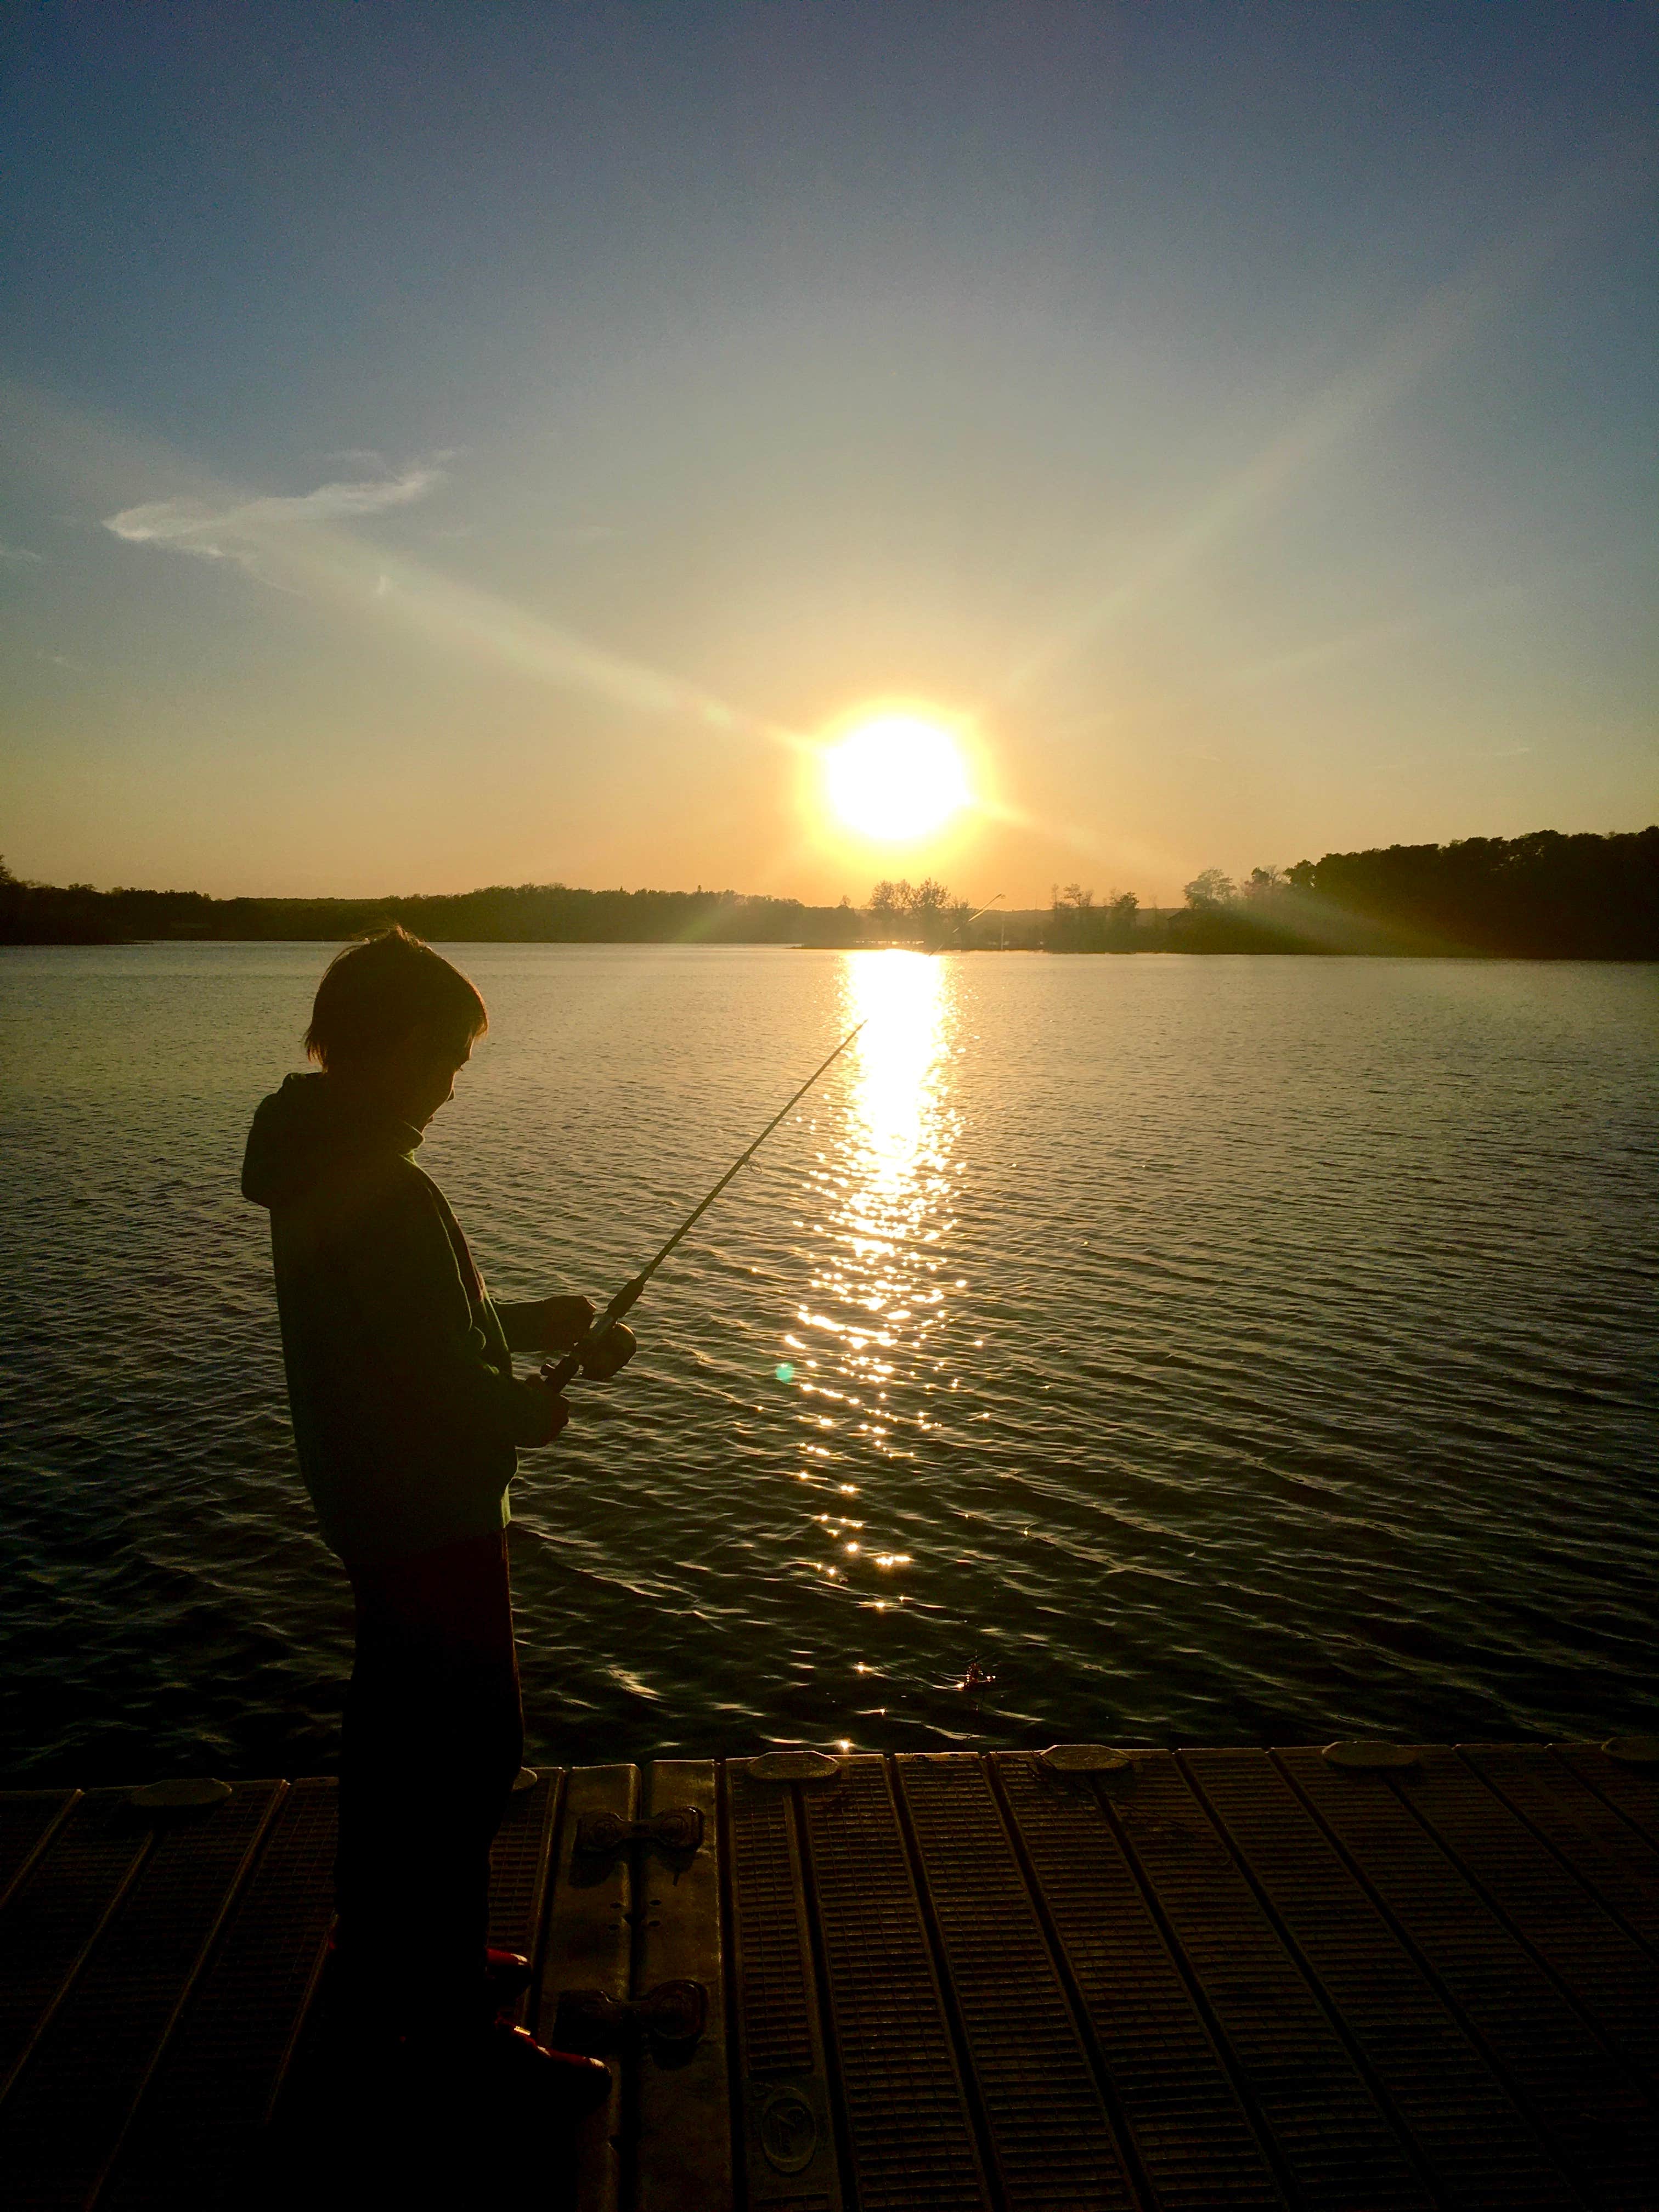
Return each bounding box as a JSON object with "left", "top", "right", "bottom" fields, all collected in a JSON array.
[{"left": 340, "top": 1174, "right": 564, "bottom": 1448}]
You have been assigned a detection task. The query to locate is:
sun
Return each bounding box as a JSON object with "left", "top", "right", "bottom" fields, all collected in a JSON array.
[{"left": 823, "top": 713, "right": 971, "bottom": 842}]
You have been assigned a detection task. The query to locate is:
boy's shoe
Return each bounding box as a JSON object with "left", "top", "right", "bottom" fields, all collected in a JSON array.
[
  {"left": 330, "top": 1933, "right": 535, "bottom": 2009},
  {"left": 400, "top": 2019, "right": 612, "bottom": 2125},
  {"left": 485, "top": 1946, "right": 534, "bottom": 2000},
  {"left": 485, "top": 2023, "right": 613, "bottom": 2120}
]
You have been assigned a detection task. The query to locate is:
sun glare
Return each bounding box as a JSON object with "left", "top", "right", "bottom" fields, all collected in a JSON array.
[{"left": 824, "top": 713, "right": 970, "bottom": 843}]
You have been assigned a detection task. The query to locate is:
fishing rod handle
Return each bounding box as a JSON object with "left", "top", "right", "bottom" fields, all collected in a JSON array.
[{"left": 542, "top": 1347, "right": 582, "bottom": 1393}]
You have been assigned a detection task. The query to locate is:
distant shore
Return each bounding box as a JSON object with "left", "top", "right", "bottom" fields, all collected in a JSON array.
[{"left": 2, "top": 826, "right": 1655, "bottom": 957}]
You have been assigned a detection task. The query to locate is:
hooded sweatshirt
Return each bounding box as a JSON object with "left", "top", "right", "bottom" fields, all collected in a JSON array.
[{"left": 242, "top": 1072, "right": 552, "bottom": 1560}]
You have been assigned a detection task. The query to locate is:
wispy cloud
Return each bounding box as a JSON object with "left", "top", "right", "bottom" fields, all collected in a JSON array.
[
  {"left": 0, "top": 541, "right": 44, "bottom": 564},
  {"left": 83, "top": 424, "right": 797, "bottom": 751},
  {"left": 103, "top": 459, "right": 447, "bottom": 573}
]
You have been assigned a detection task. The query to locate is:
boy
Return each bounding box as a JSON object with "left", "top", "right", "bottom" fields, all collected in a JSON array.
[{"left": 242, "top": 927, "right": 608, "bottom": 2119}]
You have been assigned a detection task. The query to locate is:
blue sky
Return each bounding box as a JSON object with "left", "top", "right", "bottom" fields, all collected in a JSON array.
[{"left": 2, "top": 2, "right": 1654, "bottom": 902}]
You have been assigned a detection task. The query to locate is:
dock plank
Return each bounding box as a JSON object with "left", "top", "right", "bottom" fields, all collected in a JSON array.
[
  {"left": 1185, "top": 1748, "right": 1575, "bottom": 2209},
  {"left": 9, "top": 1744, "right": 1653, "bottom": 2208},
  {"left": 0, "top": 1791, "right": 79, "bottom": 1914},
  {"left": 634, "top": 1760, "right": 732, "bottom": 2212},
  {"left": 726, "top": 1758, "right": 844, "bottom": 2211},
  {"left": 539, "top": 1764, "right": 636, "bottom": 2212},
  {"left": 1280, "top": 1745, "right": 1659, "bottom": 2210},
  {"left": 1390, "top": 1745, "right": 1659, "bottom": 2092},
  {"left": 488, "top": 1767, "right": 560, "bottom": 2027},
  {"left": 802, "top": 1754, "right": 991, "bottom": 2211},
  {"left": 897, "top": 1753, "right": 1137, "bottom": 2210},
  {"left": 1556, "top": 1745, "right": 1659, "bottom": 1854},
  {"left": 1111, "top": 1752, "right": 1429, "bottom": 2210},
  {"left": 1461, "top": 1745, "right": 1659, "bottom": 1955},
  {"left": 995, "top": 1752, "right": 1284, "bottom": 2210},
  {"left": 100, "top": 1778, "right": 337, "bottom": 2211},
  {"left": 0, "top": 1780, "right": 280, "bottom": 2212},
  {"left": 0, "top": 1792, "right": 153, "bottom": 2111}
]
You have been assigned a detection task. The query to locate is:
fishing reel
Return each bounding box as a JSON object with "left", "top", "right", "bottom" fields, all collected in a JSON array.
[
  {"left": 540, "top": 1313, "right": 637, "bottom": 1393},
  {"left": 577, "top": 1319, "right": 637, "bottom": 1381}
]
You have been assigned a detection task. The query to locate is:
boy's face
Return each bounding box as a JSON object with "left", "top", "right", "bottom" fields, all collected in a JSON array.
[{"left": 378, "top": 1032, "right": 472, "bottom": 1130}]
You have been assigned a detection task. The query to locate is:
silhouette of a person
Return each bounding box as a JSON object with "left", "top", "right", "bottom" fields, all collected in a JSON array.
[{"left": 242, "top": 926, "right": 608, "bottom": 2121}]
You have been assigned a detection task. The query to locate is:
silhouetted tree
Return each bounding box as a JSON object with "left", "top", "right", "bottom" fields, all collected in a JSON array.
[
  {"left": 1183, "top": 868, "right": 1235, "bottom": 910},
  {"left": 1048, "top": 881, "right": 1127, "bottom": 953},
  {"left": 898, "top": 877, "right": 951, "bottom": 950},
  {"left": 1242, "top": 866, "right": 1285, "bottom": 898}
]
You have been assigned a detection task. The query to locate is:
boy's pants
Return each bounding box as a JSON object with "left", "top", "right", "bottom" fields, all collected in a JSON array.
[{"left": 335, "top": 1531, "right": 523, "bottom": 2035}]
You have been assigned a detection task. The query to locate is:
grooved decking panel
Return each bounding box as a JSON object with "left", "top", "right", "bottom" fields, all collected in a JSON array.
[
  {"left": 1185, "top": 1749, "right": 1575, "bottom": 2210},
  {"left": 0, "top": 1780, "right": 280, "bottom": 2212},
  {"left": 1111, "top": 1753, "right": 1428, "bottom": 2211},
  {"left": 726, "top": 1761, "right": 844, "bottom": 2210},
  {"left": 0, "top": 1791, "right": 77, "bottom": 1914},
  {"left": 0, "top": 1790, "right": 153, "bottom": 2108},
  {"left": 897, "top": 1755, "right": 1136, "bottom": 2211},
  {"left": 996, "top": 1754, "right": 1284, "bottom": 2211},
  {"left": 1462, "top": 1746, "right": 1659, "bottom": 1955},
  {"left": 1556, "top": 1745, "right": 1659, "bottom": 1854},
  {"left": 100, "top": 1778, "right": 338, "bottom": 2212},
  {"left": 1390, "top": 1746, "right": 1659, "bottom": 2092},
  {"left": 487, "top": 1767, "right": 559, "bottom": 2024},
  {"left": 1280, "top": 1746, "right": 1659, "bottom": 2211},
  {"left": 727, "top": 1763, "right": 815, "bottom": 2078},
  {"left": 802, "top": 1756, "right": 990, "bottom": 2212}
]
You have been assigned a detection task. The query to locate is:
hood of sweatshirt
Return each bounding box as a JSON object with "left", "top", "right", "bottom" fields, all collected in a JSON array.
[{"left": 241, "top": 1072, "right": 423, "bottom": 1209}]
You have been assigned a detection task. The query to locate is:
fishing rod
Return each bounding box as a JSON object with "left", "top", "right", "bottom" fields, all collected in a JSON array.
[{"left": 540, "top": 1018, "right": 867, "bottom": 1393}]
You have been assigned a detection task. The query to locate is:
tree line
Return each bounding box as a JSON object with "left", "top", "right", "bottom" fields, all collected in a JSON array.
[
  {"left": 1048, "top": 828, "right": 1659, "bottom": 958},
  {"left": 3, "top": 828, "right": 1655, "bottom": 955},
  {"left": 0, "top": 865, "right": 866, "bottom": 949}
]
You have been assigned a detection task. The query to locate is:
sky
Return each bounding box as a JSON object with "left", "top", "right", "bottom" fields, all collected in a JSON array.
[{"left": 1, "top": 2, "right": 1655, "bottom": 908}]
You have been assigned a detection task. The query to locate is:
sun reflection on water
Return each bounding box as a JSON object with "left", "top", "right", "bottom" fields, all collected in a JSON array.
[
  {"left": 787, "top": 951, "right": 962, "bottom": 1612},
  {"left": 842, "top": 950, "right": 954, "bottom": 1294}
]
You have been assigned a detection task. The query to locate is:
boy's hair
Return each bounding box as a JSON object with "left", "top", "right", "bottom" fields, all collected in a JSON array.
[{"left": 304, "top": 927, "right": 488, "bottom": 1073}]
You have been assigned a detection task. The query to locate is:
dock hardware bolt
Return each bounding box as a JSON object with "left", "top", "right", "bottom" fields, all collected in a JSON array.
[
  {"left": 553, "top": 1978, "right": 708, "bottom": 2052},
  {"left": 1037, "top": 1745, "right": 1135, "bottom": 1775},
  {"left": 575, "top": 1804, "right": 704, "bottom": 1855},
  {"left": 1322, "top": 1741, "right": 1420, "bottom": 1771},
  {"left": 127, "top": 1778, "right": 232, "bottom": 1815},
  {"left": 747, "top": 1750, "right": 842, "bottom": 1784}
]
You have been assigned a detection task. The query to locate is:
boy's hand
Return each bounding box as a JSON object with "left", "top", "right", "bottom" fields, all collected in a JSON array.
[
  {"left": 532, "top": 1294, "right": 595, "bottom": 1351},
  {"left": 522, "top": 1378, "right": 572, "bottom": 1446}
]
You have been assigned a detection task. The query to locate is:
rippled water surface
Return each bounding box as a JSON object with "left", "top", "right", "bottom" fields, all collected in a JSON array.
[{"left": 2, "top": 942, "right": 1655, "bottom": 1783}]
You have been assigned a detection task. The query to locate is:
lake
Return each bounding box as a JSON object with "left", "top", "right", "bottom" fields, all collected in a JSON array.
[{"left": 1, "top": 941, "right": 1655, "bottom": 1785}]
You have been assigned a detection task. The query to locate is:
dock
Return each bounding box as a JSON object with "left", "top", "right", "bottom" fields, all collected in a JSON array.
[{"left": 2, "top": 1741, "right": 1657, "bottom": 2208}]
